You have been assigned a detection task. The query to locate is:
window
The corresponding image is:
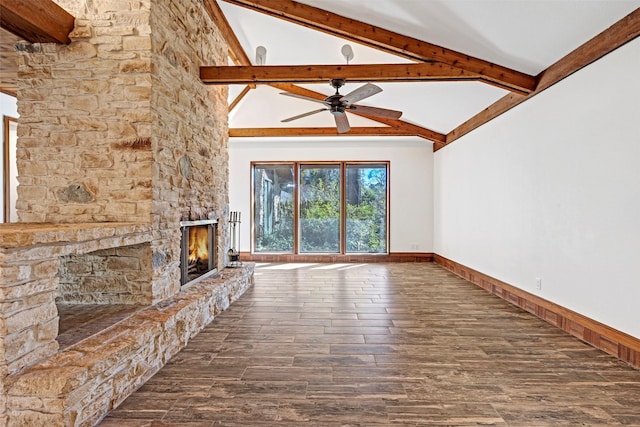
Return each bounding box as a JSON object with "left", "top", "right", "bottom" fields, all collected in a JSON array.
[
  {"left": 345, "top": 164, "right": 387, "bottom": 253},
  {"left": 253, "top": 164, "right": 295, "bottom": 252},
  {"left": 299, "top": 164, "right": 340, "bottom": 253},
  {"left": 252, "top": 162, "right": 388, "bottom": 254}
]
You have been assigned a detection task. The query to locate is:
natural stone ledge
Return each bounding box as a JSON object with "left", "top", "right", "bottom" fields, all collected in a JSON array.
[
  {"left": 5, "top": 263, "right": 254, "bottom": 427},
  {"left": 0, "top": 222, "right": 153, "bottom": 251}
]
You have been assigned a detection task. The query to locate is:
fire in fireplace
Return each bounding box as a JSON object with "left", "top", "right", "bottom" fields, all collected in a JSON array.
[{"left": 180, "top": 219, "right": 218, "bottom": 285}]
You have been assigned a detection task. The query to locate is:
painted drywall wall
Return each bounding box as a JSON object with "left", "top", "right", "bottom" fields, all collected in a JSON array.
[
  {"left": 229, "top": 136, "right": 434, "bottom": 254},
  {"left": 1, "top": 93, "right": 18, "bottom": 222},
  {"left": 434, "top": 38, "right": 640, "bottom": 338}
]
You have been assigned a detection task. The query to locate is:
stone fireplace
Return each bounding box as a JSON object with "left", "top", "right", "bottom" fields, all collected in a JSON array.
[
  {"left": 180, "top": 219, "right": 218, "bottom": 286},
  {"left": 0, "top": 1, "right": 253, "bottom": 426}
]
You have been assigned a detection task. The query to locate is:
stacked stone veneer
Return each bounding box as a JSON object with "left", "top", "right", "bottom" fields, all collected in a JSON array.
[
  {"left": 1, "top": 0, "right": 245, "bottom": 425},
  {"left": 57, "top": 243, "right": 153, "bottom": 305}
]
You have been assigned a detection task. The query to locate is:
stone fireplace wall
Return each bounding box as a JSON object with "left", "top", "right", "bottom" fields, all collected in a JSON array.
[{"left": 15, "top": 0, "right": 229, "bottom": 302}]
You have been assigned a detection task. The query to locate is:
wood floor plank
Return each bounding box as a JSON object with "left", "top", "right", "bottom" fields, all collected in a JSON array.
[{"left": 100, "top": 263, "right": 640, "bottom": 426}]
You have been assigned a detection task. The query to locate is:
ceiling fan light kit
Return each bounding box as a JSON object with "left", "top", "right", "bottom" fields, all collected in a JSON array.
[
  {"left": 255, "top": 45, "right": 267, "bottom": 65},
  {"left": 341, "top": 44, "right": 354, "bottom": 63},
  {"left": 280, "top": 78, "right": 402, "bottom": 134}
]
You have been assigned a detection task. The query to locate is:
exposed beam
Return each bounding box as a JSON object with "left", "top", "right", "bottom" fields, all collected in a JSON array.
[
  {"left": 229, "top": 84, "right": 254, "bottom": 111},
  {"left": 201, "top": 63, "right": 483, "bottom": 85},
  {"left": 535, "top": 8, "right": 640, "bottom": 92},
  {"left": 445, "top": 93, "right": 525, "bottom": 146},
  {"left": 443, "top": 8, "right": 640, "bottom": 149},
  {"left": 269, "top": 83, "right": 445, "bottom": 146},
  {"left": 203, "top": 0, "right": 251, "bottom": 65},
  {"left": 221, "top": 0, "right": 536, "bottom": 94},
  {"left": 269, "top": 83, "right": 331, "bottom": 100},
  {"left": 229, "top": 127, "right": 417, "bottom": 137},
  {"left": 0, "top": 0, "right": 74, "bottom": 44},
  {"left": 351, "top": 113, "right": 446, "bottom": 149}
]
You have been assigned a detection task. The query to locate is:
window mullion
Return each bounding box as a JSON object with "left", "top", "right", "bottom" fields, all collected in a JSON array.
[
  {"left": 340, "top": 162, "right": 346, "bottom": 255},
  {"left": 294, "top": 162, "right": 300, "bottom": 254}
]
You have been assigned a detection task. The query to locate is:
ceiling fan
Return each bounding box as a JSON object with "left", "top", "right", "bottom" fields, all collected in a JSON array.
[{"left": 280, "top": 79, "right": 403, "bottom": 133}]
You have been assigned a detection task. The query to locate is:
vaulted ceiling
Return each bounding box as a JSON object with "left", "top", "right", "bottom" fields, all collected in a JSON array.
[
  {"left": 208, "top": 0, "right": 640, "bottom": 149},
  {"left": 2, "top": 0, "right": 639, "bottom": 150}
]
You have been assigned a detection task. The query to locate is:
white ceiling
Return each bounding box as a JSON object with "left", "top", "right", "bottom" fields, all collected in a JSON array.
[{"left": 219, "top": 0, "right": 639, "bottom": 136}]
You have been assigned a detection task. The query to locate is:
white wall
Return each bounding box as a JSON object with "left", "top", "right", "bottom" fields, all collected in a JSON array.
[
  {"left": 1, "top": 93, "right": 18, "bottom": 223},
  {"left": 434, "top": 38, "right": 640, "bottom": 338},
  {"left": 229, "top": 136, "right": 434, "bottom": 254}
]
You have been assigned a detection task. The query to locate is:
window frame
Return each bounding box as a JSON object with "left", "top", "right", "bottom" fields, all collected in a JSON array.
[
  {"left": 250, "top": 161, "right": 297, "bottom": 254},
  {"left": 298, "top": 162, "right": 342, "bottom": 254},
  {"left": 250, "top": 160, "right": 389, "bottom": 255}
]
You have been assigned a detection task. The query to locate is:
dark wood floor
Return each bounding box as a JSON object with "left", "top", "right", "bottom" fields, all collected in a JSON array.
[{"left": 100, "top": 262, "right": 640, "bottom": 426}]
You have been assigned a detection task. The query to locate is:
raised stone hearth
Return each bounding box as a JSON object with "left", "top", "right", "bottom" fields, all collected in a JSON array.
[{"left": 7, "top": 266, "right": 253, "bottom": 427}]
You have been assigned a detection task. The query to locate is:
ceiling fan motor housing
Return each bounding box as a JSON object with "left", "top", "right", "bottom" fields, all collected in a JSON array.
[{"left": 326, "top": 93, "right": 346, "bottom": 115}]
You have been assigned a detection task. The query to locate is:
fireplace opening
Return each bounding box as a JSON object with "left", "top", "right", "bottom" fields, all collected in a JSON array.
[{"left": 180, "top": 219, "right": 218, "bottom": 285}]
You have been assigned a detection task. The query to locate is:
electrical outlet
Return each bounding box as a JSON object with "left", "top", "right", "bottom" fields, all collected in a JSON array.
[{"left": 535, "top": 278, "right": 542, "bottom": 290}]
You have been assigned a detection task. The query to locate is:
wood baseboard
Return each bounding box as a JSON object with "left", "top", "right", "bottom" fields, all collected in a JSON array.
[
  {"left": 434, "top": 254, "right": 640, "bottom": 369},
  {"left": 240, "top": 252, "right": 433, "bottom": 263}
]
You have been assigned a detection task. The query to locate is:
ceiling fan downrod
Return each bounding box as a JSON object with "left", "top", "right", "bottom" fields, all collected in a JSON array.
[{"left": 329, "top": 78, "right": 346, "bottom": 93}]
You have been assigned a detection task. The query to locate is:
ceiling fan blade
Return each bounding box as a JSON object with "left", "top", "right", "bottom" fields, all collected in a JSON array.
[
  {"left": 334, "top": 112, "right": 350, "bottom": 133},
  {"left": 348, "top": 104, "right": 403, "bottom": 119},
  {"left": 280, "top": 92, "right": 328, "bottom": 105},
  {"left": 340, "top": 83, "right": 382, "bottom": 105},
  {"left": 281, "top": 108, "right": 327, "bottom": 122}
]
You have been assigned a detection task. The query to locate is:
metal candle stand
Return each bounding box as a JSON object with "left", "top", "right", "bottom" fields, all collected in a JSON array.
[{"left": 227, "top": 211, "right": 243, "bottom": 267}]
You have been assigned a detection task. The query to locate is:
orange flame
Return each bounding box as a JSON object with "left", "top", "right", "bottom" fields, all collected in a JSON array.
[{"left": 188, "top": 226, "right": 209, "bottom": 263}]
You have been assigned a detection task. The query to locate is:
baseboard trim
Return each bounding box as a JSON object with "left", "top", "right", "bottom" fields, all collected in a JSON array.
[
  {"left": 434, "top": 254, "right": 640, "bottom": 369},
  {"left": 240, "top": 252, "right": 433, "bottom": 263}
]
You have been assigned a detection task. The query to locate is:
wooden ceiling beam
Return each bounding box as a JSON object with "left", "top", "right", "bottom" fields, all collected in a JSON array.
[
  {"left": 203, "top": 0, "right": 258, "bottom": 113},
  {"left": 203, "top": 0, "right": 251, "bottom": 65},
  {"left": 201, "top": 63, "right": 483, "bottom": 85},
  {"left": 230, "top": 127, "right": 417, "bottom": 137},
  {"left": 443, "top": 8, "right": 640, "bottom": 150},
  {"left": 351, "top": 113, "right": 446, "bottom": 148},
  {"left": 221, "top": 0, "right": 536, "bottom": 94},
  {"left": 229, "top": 85, "right": 254, "bottom": 111},
  {"left": 0, "top": 0, "right": 74, "bottom": 44},
  {"left": 268, "top": 83, "right": 330, "bottom": 100}
]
